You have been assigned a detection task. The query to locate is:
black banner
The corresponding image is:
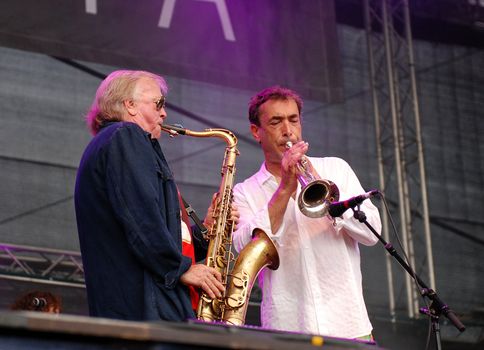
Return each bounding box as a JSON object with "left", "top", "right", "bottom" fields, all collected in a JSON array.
[{"left": 0, "top": 0, "right": 342, "bottom": 101}]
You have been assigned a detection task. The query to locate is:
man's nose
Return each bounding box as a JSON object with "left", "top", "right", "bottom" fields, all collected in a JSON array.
[
  {"left": 159, "top": 106, "right": 167, "bottom": 118},
  {"left": 281, "top": 120, "right": 293, "bottom": 136}
]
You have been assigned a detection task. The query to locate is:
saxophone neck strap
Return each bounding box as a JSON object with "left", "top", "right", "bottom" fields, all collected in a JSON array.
[{"left": 180, "top": 194, "right": 209, "bottom": 237}]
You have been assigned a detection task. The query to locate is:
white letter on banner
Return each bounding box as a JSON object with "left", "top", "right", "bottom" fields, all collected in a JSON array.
[
  {"left": 195, "top": 0, "right": 236, "bottom": 41},
  {"left": 158, "top": 0, "right": 236, "bottom": 42},
  {"left": 158, "top": 0, "right": 176, "bottom": 27},
  {"left": 85, "top": 0, "right": 97, "bottom": 14}
]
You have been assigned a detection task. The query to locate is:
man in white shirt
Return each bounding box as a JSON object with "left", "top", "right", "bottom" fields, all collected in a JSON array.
[{"left": 232, "top": 86, "right": 381, "bottom": 339}]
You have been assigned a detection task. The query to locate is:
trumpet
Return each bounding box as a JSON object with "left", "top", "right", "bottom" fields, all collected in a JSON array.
[{"left": 286, "top": 141, "right": 339, "bottom": 218}]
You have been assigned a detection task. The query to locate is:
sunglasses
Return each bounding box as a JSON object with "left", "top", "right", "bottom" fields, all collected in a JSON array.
[{"left": 154, "top": 95, "right": 166, "bottom": 111}]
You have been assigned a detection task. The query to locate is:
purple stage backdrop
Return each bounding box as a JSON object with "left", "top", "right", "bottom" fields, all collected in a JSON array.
[{"left": 0, "top": 0, "right": 342, "bottom": 102}]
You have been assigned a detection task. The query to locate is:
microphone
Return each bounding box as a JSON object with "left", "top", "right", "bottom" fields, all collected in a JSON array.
[
  {"left": 328, "top": 190, "right": 380, "bottom": 217},
  {"left": 32, "top": 297, "right": 47, "bottom": 309}
]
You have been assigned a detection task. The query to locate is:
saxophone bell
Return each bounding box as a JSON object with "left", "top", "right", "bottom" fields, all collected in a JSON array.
[{"left": 285, "top": 141, "right": 340, "bottom": 218}]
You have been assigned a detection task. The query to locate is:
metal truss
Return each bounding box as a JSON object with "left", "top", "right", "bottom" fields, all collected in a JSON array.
[
  {"left": 413, "top": 0, "right": 484, "bottom": 29},
  {"left": 0, "top": 242, "right": 84, "bottom": 288},
  {"left": 364, "top": 0, "right": 434, "bottom": 319}
]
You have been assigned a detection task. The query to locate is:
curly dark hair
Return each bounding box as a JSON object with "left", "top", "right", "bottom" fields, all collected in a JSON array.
[
  {"left": 248, "top": 86, "right": 303, "bottom": 126},
  {"left": 10, "top": 290, "right": 62, "bottom": 314}
]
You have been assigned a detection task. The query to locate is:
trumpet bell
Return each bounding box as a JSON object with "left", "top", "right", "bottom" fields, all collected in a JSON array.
[{"left": 298, "top": 179, "right": 340, "bottom": 218}]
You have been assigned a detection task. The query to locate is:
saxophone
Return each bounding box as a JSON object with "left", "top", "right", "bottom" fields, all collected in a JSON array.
[{"left": 160, "top": 123, "right": 279, "bottom": 326}]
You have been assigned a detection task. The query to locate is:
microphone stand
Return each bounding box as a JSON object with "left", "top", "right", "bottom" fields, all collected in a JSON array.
[{"left": 350, "top": 207, "right": 465, "bottom": 350}]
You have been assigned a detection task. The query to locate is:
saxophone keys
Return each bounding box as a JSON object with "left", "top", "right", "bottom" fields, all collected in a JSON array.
[
  {"left": 211, "top": 298, "right": 222, "bottom": 316},
  {"left": 226, "top": 293, "right": 246, "bottom": 308},
  {"left": 216, "top": 256, "right": 226, "bottom": 268},
  {"left": 200, "top": 294, "right": 213, "bottom": 304},
  {"left": 232, "top": 271, "right": 249, "bottom": 288}
]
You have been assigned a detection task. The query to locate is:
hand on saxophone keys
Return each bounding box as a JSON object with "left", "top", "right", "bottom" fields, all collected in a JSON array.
[
  {"left": 203, "top": 192, "right": 240, "bottom": 234},
  {"left": 229, "top": 205, "right": 240, "bottom": 229},
  {"left": 180, "top": 264, "right": 225, "bottom": 299}
]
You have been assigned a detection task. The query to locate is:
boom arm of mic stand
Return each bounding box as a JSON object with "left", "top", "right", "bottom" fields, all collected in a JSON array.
[{"left": 351, "top": 209, "right": 466, "bottom": 333}]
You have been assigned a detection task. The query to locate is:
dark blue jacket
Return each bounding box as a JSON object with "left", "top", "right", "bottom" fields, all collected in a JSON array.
[{"left": 75, "top": 122, "right": 205, "bottom": 321}]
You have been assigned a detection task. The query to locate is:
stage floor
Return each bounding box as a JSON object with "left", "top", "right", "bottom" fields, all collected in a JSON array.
[{"left": 0, "top": 311, "right": 381, "bottom": 349}]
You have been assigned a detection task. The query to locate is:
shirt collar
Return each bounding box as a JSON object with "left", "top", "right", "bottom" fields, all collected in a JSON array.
[
  {"left": 100, "top": 121, "right": 152, "bottom": 138},
  {"left": 255, "top": 162, "right": 276, "bottom": 186}
]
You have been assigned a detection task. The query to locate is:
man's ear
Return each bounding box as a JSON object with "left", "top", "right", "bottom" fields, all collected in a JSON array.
[
  {"left": 124, "top": 99, "right": 137, "bottom": 116},
  {"left": 250, "top": 123, "right": 261, "bottom": 144}
]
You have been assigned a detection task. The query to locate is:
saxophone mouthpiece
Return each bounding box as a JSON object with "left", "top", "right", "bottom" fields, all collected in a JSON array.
[{"left": 160, "top": 123, "right": 186, "bottom": 137}]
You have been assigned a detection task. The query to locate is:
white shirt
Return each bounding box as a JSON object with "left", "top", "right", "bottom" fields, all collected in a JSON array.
[{"left": 232, "top": 157, "right": 381, "bottom": 338}]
